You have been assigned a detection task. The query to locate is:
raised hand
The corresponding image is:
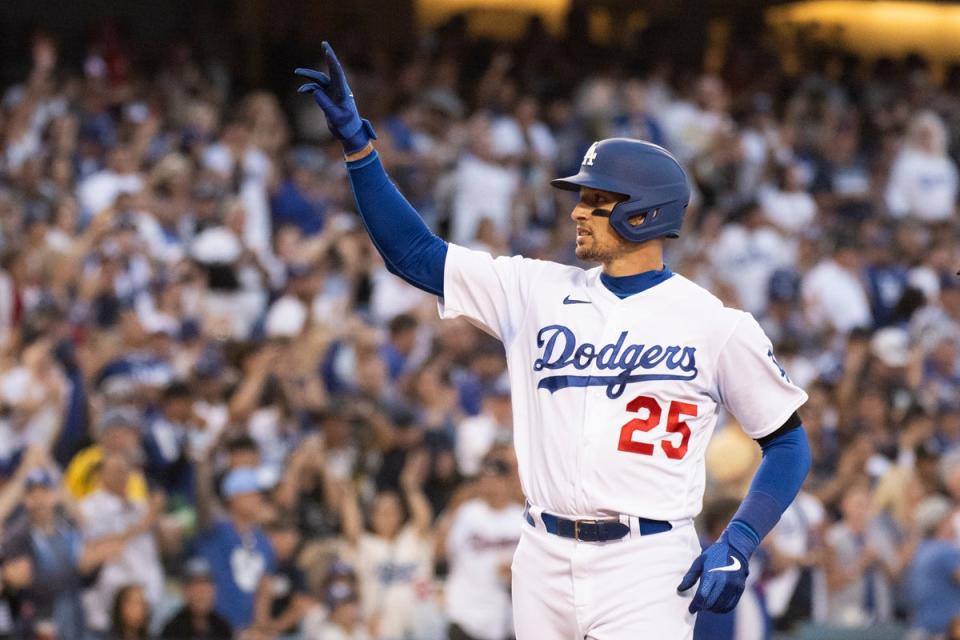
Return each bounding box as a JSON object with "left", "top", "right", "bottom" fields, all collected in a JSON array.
[{"left": 295, "top": 41, "right": 376, "bottom": 154}]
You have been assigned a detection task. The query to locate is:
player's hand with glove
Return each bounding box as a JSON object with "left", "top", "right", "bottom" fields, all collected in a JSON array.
[
  {"left": 677, "top": 522, "right": 755, "bottom": 614},
  {"left": 295, "top": 42, "right": 376, "bottom": 154}
]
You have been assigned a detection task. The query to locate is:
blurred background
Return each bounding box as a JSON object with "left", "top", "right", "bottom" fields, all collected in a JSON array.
[{"left": 0, "top": 0, "right": 957, "bottom": 639}]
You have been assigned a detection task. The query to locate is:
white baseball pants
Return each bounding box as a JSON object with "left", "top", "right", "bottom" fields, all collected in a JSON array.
[{"left": 511, "top": 514, "right": 700, "bottom": 639}]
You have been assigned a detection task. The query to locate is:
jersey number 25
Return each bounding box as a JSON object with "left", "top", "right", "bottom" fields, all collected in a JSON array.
[{"left": 617, "top": 396, "right": 697, "bottom": 460}]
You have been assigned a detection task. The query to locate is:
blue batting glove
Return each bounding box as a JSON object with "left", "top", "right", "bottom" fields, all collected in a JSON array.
[
  {"left": 677, "top": 523, "right": 755, "bottom": 614},
  {"left": 295, "top": 41, "right": 376, "bottom": 154}
]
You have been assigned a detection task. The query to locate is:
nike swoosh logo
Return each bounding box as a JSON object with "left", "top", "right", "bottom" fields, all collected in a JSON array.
[
  {"left": 562, "top": 295, "right": 591, "bottom": 305},
  {"left": 708, "top": 556, "right": 742, "bottom": 573}
]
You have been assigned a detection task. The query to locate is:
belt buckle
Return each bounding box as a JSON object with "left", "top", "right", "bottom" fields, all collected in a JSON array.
[{"left": 574, "top": 519, "right": 599, "bottom": 541}]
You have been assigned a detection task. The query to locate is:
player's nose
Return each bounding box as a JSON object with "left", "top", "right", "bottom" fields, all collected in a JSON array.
[{"left": 570, "top": 202, "right": 590, "bottom": 221}]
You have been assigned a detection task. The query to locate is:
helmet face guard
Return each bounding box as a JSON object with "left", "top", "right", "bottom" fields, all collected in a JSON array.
[{"left": 551, "top": 139, "right": 691, "bottom": 244}]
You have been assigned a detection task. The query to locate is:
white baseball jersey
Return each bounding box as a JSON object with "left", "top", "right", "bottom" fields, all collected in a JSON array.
[
  {"left": 444, "top": 498, "right": 524, "bottom": 640},
  {"left": 439, "top": 244, "right": 807, "bottom": 521},
  {"left": 353, "top": 527, "right": 434, "bottom": 639}
]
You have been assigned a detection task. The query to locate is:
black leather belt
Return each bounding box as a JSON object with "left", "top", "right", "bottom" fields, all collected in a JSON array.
[{"left": 524, "top": 505, "right": 672, "bottom": 542}]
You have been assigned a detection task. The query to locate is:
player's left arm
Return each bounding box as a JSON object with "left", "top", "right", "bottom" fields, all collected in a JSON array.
[
  {"left": 295, "top": 43, "right": 447, "bottom": 297},
  {"left": 678, "top": 314, "right": 811, "bottom": 614}
]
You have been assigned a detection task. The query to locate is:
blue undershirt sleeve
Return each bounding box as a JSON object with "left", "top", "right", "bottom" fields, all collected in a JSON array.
[
  {"left": 345, "top": 150, "right": 447, "bottom": 297},
  {"left": 726, "top": 425, "right": 812, "bottom": 555}
]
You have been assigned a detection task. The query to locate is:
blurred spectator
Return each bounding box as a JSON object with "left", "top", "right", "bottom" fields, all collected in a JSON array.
[
  {"left": 193, "top": 465, "right": 275, "bottom": 633},
  {"left": 760, "top": 161, "right": 818, "bottom": 234},
  {"left": 455, "top": 377, "right": 513, "bottom": 477},
  {"left": 863, "top": 233, "right": 910, "bottom": 329},
  {"left": 270, "top": 148, "right": 327, "bottom": 236},
  {"left": 142, "top": 380, "right": 200, "bottom": 503},
  {"left": 276, "top": 429, "right": 345, "bottom": 541},
  {"left": 262, "top": 513, "right": 317, "bottom": 636},
  {"left": 885, "top": 111, "right": 958, "bottom": 222},
  {"left": 64, "top": 406, "right": 148, "bottom": 500},
  {"left": 0, "top": 337, "right": 67, "bottom": 474},
  {"left": 906, "top": 495, "right": 960, "bottom": 639},
  {"left": 440, "top": 456, "right": 522, "bottom": 640},
  {"left": 78, "top": 450, "right": 164, "bottom": 636},
  {"left": 764, "top": 487, "right": 828, "bottom": 631},
  {"left": 613, "top": 79, "right": 667, "bottom": 148},
  {"left": 2, "top": 467, "right": 125, "bottom": 640},
  {"left": 450, "top": 114, "right": 519, "bottom": 247},
  {"left": 823, "top": 479, "right": 898, "bottom": 626},
  {"left": 341, "top": 451, "right": 435, "bottom": 640},
  {"left": 381, "top": 313, "right": 421, "bottom": 382},
  {"left": 108, "top": 584, "right": 150, "bottom": 640},
  {"left": 159, "top": 557, "right": 233, "bottom": 640},
  {"left": 811, "top": 124, "right": 872, "bottom": 221},
  {"left": 710, "top": 200, "right": 795, "bottom": 315},
  {"left": 307, "top": 582, "right": 369, "bottom": 640},
  {"left": 77, "top": 146, "right": 144, "bottom": 220},
  {"left": 659, "top": 75, "right": 733, "bottom": 165},
  {"left": 802, "top": 234, "right": 872, "bottom": 334}
]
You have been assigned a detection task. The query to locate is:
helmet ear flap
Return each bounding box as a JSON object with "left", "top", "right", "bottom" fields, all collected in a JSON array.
[{"left": 610, "top": 200, "right": 683, "bottom": 242}]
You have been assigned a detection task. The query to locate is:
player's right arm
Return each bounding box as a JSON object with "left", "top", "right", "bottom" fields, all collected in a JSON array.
[{"left": 297, "top": 43, "right": 548, "bottom": 343}]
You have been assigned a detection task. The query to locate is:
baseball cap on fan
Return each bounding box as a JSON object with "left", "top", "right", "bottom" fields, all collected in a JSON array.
[
  {"left": 870, "top": 327, "right": 910, "bottom": 368},
  {"left": 768, "top": 269, "right": 801, "bottom": 305},
  {"left": 221, "top": 467, "right": 261, "bottom": 498},
  {"left": 221, "top": 466, "right": 278, "bottom": 499},
  {"left": 193, "top": 347, "right": 226, "bottom": 379},
  {"left": 25, "top": 468, "right": 57, "bottom": 490},
  {"left": 182, "top": 556, "right": 214, "bottom": 583},
  {"left": 264, "top": 296, "right": 307, "bottom": 338},
  {"left": 325, "top": 581, "right": 359, "bottom": 610},
  {"left": 97, "top": 406, "right": 142, "bottom": 435}
]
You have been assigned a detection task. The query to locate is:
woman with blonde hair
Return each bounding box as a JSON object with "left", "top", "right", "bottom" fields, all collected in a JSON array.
[{"left": 885, "top": 110, "right": 958, "bottom": 221}]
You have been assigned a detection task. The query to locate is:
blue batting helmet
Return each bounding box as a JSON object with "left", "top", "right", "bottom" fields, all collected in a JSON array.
[{"left": 551, "top": 138, "right": 690, "bottom": 243}]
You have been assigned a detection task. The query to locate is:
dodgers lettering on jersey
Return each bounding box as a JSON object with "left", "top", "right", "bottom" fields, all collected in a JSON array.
[
  {"left": 439, "top": 244, "right": 807, "bottom": 522},
  {"left": 355, "top": 527, "right": 433, "bottom": 637},
  {"left": 533, "top": 325, "right": 698, "bottom": 398}
]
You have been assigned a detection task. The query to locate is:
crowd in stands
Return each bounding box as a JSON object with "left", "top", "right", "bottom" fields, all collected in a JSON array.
[{"left": 0, "top": 12, "right": 957, "bottom": 640}]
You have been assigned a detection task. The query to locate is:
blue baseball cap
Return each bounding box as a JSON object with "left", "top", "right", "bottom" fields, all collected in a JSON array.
[
  {"left": 286, "top": 263, "right": 313, "bottom": 279},
  {"left": 325, "top": 581, "right": 359, "bottom": 609},
  {"left": 182, "top": 556, "right": 213, "bottom": 581},
  {"left": 25, "top": 468, "right": 56, "bottom": 490},
  {"left": 97, "top": 406, "right": 142, "bottom": 435},
  {"left": 221, "top": 467, "right": 261, "bottom": 499},
  {"left": 193, "top": 348, "right": 225, "bottom": 379},
  {"left": 768, "top": 269, "right": 801, "bottom": 304},
  {"left": 328, "top": 559, "right": 355, "bottom": 578}
]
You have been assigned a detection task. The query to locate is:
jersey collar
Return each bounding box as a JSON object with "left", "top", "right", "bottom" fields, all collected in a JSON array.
[{"left": 599, "top": 266, "right": 674, "bottom": 299}]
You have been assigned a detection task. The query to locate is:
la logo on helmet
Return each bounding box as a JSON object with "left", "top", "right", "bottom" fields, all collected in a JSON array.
[{"left": 582, "top": 142, "right": 599, "bottom": 166}]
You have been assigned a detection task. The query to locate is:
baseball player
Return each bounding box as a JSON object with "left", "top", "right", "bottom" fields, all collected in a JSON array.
[{"left": 296, "top": 43, "right": 812, "bottom": 639}]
